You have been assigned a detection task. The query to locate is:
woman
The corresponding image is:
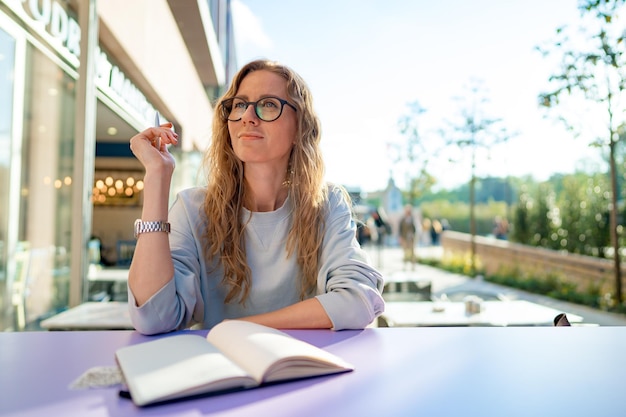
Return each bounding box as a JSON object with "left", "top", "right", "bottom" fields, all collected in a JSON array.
[{"left": 128, "top": 59, "right": 384, "bottom": 335}]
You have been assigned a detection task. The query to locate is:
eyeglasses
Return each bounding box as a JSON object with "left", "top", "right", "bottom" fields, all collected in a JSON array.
[{"left": 220, "top": 96, "right": 297, "bottom": 122}]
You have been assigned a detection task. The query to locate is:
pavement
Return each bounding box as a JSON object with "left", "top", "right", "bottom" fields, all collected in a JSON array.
[{"left": 363, "top": 244, "right": 626, "bottom": 326}]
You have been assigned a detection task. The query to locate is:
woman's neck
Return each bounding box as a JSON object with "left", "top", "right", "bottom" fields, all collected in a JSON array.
[{"left": 243, "top": 166, "right": 289, "bottom": 212}]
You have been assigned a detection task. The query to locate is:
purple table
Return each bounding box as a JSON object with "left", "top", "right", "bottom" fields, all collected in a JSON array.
[{"left": 1, "top": 327, "right": 623, "bottom": 417}]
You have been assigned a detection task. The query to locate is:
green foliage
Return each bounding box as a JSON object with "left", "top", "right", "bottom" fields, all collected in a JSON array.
[
  {"left": 557, "top": 175, "right": 611, "bottom": 256},
  {"left": 431, "top": 258, "right": 609, "bottom": 311},
  {"left": 487, "top": 267, "right": 604, "bottom": 309},
  {"left": 440, "top": 251, "right": 485, "bottom": 276},
  {"left": 506, "top": 181, "right": 557, "bottom": 248},
  {"left": 529, "top": 183, "right": 556, "bottom": 248},
  {"left": 509, "top": 172, "right": 613, "bottom": 257},
  {"left": 420, "top": 199, "right": 508, "bottom": 236},
  {"left": 510, "top": 186, "right": 532, "bottom": 244},
  {"left": 415, "top": 170, "right": 617, "bottom": 262},
  {"left": 420, "top": 177, "right": 515, "bottom": 205}
]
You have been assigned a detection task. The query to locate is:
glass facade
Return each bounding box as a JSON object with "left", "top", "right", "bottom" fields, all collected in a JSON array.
[
  {"left": 0, "top": 27, "right": 14, "bottom": 329},
  {"left": 17, "top": 44, "right": 75, "bottom": 326},
  {"left": 0, "top": 20, "right": 76, "bottom": 330},
  {"left": 0, "top": 0, "right": 83, "bottom": 329}
]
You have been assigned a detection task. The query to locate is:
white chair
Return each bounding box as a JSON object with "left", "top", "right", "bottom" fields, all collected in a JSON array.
[{"left": 12, "top": 243, "right": 30, "bottom": 331}]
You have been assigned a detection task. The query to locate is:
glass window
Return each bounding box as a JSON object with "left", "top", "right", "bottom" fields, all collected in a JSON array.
[
  {"left": 17, "top": 43, "right": 75, "bottom": 327},
  {"left": 0, "top": 27, "right": 15, "bottom": 329}
]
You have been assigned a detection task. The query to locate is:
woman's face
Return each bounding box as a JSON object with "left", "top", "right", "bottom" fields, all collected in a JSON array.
[{"left": 228, "top": 70, "right": 297, "bottom": 171}]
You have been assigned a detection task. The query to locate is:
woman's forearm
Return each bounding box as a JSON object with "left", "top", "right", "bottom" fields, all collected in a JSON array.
[
  {"left": 128, "top": 169, "right": 175, "bottom": 306},
  {"left": 240, "top": 297, "right": 333, "bottom": 329}
]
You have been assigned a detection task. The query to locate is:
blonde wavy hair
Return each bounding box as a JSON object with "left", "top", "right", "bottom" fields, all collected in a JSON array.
[{"left": 202, "top": 59, "right": 327, "bottom": 304}]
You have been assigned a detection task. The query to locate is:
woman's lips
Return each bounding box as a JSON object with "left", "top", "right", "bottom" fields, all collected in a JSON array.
[{"left": 238, "top": 131, "right": 263, "bottom": 140}]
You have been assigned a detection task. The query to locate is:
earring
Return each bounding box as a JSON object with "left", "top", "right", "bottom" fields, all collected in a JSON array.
[{"left": 282, "top": 168, "right": 294, "bottom": 187}]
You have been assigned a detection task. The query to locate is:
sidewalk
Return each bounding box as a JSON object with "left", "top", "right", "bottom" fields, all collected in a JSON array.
[{"left": 363, "top": 244, "right": 626, "bottom": 326}]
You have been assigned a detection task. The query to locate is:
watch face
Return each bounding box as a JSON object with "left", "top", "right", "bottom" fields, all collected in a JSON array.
[{"left": 134, "top": 219, "right": 142, "bottom": 238}]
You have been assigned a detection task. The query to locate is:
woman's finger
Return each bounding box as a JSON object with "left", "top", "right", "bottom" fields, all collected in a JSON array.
[{"left": 150, "top": 126, "right": 179, "bottom": 146}]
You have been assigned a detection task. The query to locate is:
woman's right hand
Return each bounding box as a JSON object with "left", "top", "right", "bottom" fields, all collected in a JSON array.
[
  {"left": 129, "top": 123, "right": 179, "bottom": 175},
  {"left": 128, "top": 122, "right": 179, "bottom": 307}
]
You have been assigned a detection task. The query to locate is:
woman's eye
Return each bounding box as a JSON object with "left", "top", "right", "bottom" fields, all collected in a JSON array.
[{"left": 260, "top": 99, "right": 278, "bottom": 108}]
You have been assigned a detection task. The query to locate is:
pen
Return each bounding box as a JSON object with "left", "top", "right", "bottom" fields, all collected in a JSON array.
[{"left": 154, "top": 111, "right": 161, "bottom": 150}]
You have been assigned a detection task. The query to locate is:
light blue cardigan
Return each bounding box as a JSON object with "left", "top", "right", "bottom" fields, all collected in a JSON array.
[{"left": 129, "top": 185, "right": 385, "bottom": 334}]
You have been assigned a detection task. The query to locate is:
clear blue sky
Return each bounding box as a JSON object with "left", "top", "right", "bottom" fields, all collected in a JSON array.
[{"left": 233, "top": 0, "right": 603, "bottom": 192}]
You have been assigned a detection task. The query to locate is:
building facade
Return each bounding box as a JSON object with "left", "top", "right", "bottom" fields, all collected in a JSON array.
[{"left": 0, "top": 0, "right": 235, "bottom": 330}]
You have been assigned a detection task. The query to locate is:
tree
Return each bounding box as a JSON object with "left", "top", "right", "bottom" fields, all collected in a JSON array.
[
  {"left": 529, "top": 183, "right": 556, "bottom": 249},
  {"left": 555, "top": 174, "right": 611, "bottom": 257},
  {"left": 395, "top": 101, "right": 437, "bottom": 205},
  {"left": 537, "top": 0, "right": 626, "bottom": 303},
  {"left": 444, "top": 79, "right": 513, "bottom": 275},
  {"left": 511, "top": 185, "right": 532, "bottom": 244}
]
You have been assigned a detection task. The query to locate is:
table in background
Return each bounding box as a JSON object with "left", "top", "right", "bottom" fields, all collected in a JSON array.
[
  {"left": 380, "top": 300, "right": 584, "bottom": 327},
  {"left": 382, "top": 270, "right": 432, "bottom": 302},
  {"left": 87, "top": 266, "right": 129, "bottom": 301},
  {"left": 87, "top": 266, "right": 129, "bottom": 283},
  {"left": 40, "top": 301, "right": 133, "bottom": 330},
  {"left": 1, "top": 327, "right": 623, "bottom": 417}
]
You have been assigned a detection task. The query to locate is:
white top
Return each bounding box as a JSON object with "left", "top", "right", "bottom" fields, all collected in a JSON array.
[{"left": 129, "top": 185, "right": 385, "bottom": 334}]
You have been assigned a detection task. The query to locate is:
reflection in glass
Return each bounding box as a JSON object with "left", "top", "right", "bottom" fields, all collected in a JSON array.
[
  {"left": 16, "top": 44, "right": 76, "bottom": 328},
  {"left": 0, "top": 27, "right": 15, "bottom": 330}
]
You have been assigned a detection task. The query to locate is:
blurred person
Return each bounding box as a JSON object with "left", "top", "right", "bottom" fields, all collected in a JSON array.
[
  {"left": 430, "top": 219, "right": 443, "bottom": 246},
  {"left": 493, "top": 216, "right": 509, "bottom": 240},
  {"left": 398, "top": 204, "right": 416, "bottom": 266},
  {"left": 127, "top": 59, "right": 384, "bottom": 335},
  {"left": 422, "top": 218, "right": 432, "bottom": 246},
  {"left": 356, "top": 218, "right": 371, "bottom": 246},
  {"left": 371, "top": 211, "right": 382, "bottom": 245}
]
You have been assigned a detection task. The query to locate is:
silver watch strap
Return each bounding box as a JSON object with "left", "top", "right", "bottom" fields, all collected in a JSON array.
[{"left": 135, "top": 220, "right": 170, "bottom": 238}]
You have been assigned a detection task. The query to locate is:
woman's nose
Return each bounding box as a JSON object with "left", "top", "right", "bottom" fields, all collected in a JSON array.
[{"left": 241, "top": 103, "right": 259, "bottom": 123}]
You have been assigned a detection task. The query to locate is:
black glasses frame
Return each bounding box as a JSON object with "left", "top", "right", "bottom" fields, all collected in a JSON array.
[{"left": 220, "top": 96, "right": 297, "bottom": 122}]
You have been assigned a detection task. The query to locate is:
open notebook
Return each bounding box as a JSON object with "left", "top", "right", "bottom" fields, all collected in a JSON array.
[{"left": 115, "top": 320, "right": 354, "bottom": 406}]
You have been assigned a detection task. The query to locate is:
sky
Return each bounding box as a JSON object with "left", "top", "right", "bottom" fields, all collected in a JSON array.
[{"left": 232, "top": 0, "right": 606, "bottom": 192}]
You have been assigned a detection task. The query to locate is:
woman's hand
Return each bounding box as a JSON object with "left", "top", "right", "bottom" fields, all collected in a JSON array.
[
  {"left": 128, "top": 122, "right": 179, "bottom": 307},
  {"left": 129, "top": 123, "right": 179, "bottom": 175}
]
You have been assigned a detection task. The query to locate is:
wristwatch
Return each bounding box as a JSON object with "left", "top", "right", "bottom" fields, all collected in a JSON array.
[{"left": 134, "top": 219, "right": 171, "bottom": 238}]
